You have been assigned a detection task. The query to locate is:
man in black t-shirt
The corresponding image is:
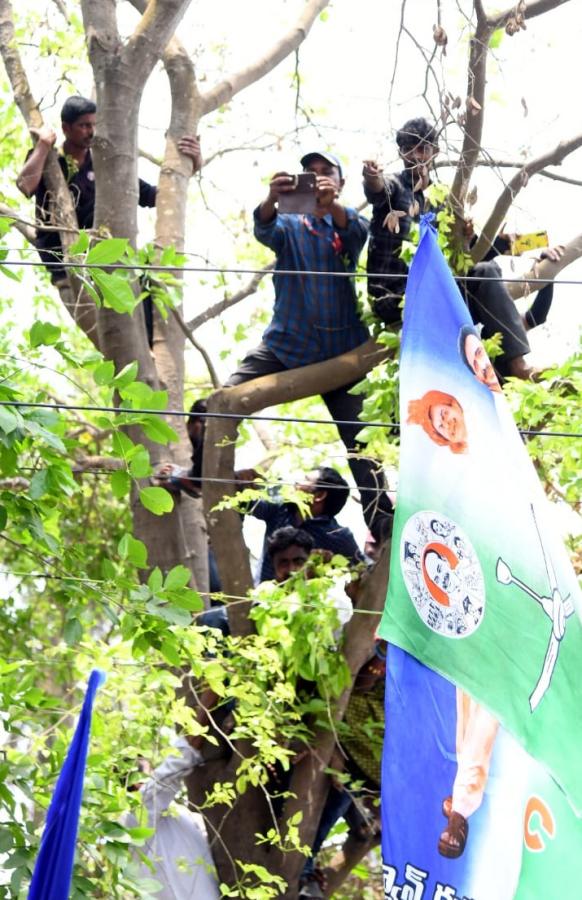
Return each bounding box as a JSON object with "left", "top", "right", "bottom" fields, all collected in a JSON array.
[
  {"left": 16, "top": 95, "right": 202, "bottom": 284},
  {"left": 362, "top": 117, "right": 537, "bottom": 380}
]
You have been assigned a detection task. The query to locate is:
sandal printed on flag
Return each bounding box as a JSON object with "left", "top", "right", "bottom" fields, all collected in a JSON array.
[{"left": 379, "top": 218, "right": 582, "bottom": 900}]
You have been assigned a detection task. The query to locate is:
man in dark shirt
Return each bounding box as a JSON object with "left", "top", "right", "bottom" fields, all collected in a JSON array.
[
  {"left": 363, "top": 117, "right": 535, "bottom": 380},
  {"left": 16, "top": 95, "right": 202, "bottom": 284},
  {"left": 219, "top": 151, "right": 394, "bottom": 543},
  {"left": 251, "top": 466, "right": 364, "bottom": 583}
]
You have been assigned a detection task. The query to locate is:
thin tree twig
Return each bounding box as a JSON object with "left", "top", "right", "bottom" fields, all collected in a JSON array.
[
  {"left": 472, "top": 131, "right": 582, "bottom": 262},
  {"left": 171, "top": 306, "right": 221, "bottom": 388},
  {"left": 186, "top": 263, "right": 274, "bottom": 331}
]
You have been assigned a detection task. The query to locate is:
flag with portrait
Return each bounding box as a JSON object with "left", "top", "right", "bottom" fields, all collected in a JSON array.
[{"left": 378, "top": 219, "right": 582, "bottom": 898}]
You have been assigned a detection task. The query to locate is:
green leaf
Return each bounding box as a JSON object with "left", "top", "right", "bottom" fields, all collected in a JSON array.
[
  {"left": 141, "top": 417, "right": 179, "bottom": 445},
  {"left": 63, "top": 617, "right": 82, "bottom": 645},
  {"left": 147, "top": 567, "right": 163, "bottom": 592},
  {"left": 110, "top": 469, "right": 131, "bottom": 499},
  {"left": 160, "top": 640, "right": 182, "bottom": 667},
  {"left": 0, "top": 827, "right": 13, "bottom": 853},
  {"left": 94, "top": 360, "right": 115, "bottom": 386},
  {"left": 68, "top": 230, "right": 90, "bottom": 255},
  {"left": 168, "top": 589, "right": 202, "bottom": 612},
  {"left": 0, "top": 406, "right": 18, "bottom": 434},
  {"left": 121, "top": 382, "right": 168, "bottom": 410},
  {"left": 0, "top": 506, "right": 7, "bottom": 531},
  {"left": 128, "top": 447, "right": 150, "bottom": 478},
  {"left": 111, "top": 430, "right": 134, "bottom": 458},
  {"left": 139, "top": 487, "right": 174, "bottom": 516},
  {"left": 86, "top": 238, "right": 129, "bottom": 265},
  {"left": 29, "top": 321, "right": 61, "bottom": 348},
  {"left": 111, "top": 360, "right": 139, "bottom": 390},
  {"left": 124, "top": 826, "right": 155, "bottom": 841},
  {"left": 0, "top": 263, "right": 20, "bottom": 282},
  {"left": 163, "top": 565, "right": 191, "bottom": 591},
  {"left": 93, "top": 271, "right": 138, "bottom": 315},
  {"left": 118, "top": 532, "right": 148, "bottom": 568},
  {"left": 29, "top": 469, "right": 49, "bottom": 499},
  {"left": 489, "top": 28, "right": 504, "bottom": 49}
]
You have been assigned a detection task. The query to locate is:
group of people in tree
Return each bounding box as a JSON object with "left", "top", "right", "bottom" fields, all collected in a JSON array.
[{"left": 16, "top": 97, "right": 564, "bottom": 899}]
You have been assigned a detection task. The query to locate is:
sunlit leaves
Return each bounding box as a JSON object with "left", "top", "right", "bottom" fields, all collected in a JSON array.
[{"left": 139, "top": 486, "right": 174, "bottom": 516}]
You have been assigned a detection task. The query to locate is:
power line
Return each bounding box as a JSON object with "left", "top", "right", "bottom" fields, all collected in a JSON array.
[
  {"left": 0, "top": 570, "right": 384, "bottom": 616},
  {"left": 2, "top": 399, "right": 582, "bottom": 438},
  {"left": 12, "top": 467, "right": 580, "bottom": 507},
  {"left": 1, "top": 255, "right": 582, "bottom": 285}
]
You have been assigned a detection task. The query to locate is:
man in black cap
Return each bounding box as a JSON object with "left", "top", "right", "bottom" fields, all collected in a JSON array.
[
  {"left": 17, "top": 95, "right": 202, "bottom": 285},
  {"left": 218, "top": 150, "right": 394, "bottom": 542}
]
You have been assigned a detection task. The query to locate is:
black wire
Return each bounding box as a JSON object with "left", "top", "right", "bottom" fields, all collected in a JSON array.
[
  {"left": 2, "top": 399, "right": 582, "bottom": 438},
  {"left": 1, "top": 256, "right": 581, "bottom": 285}
]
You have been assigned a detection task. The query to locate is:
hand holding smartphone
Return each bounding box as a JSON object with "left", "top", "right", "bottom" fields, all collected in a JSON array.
[{"left": 277, "top": 173, "right": 317, "bottom": 214}]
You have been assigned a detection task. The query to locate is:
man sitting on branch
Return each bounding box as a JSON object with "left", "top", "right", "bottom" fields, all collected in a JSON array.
[
  {"left": 201, "top": 150, "right": 394, "bottom": 545},
  {"left": 362, "top": 117, "right": 544, "bottom": 381}
]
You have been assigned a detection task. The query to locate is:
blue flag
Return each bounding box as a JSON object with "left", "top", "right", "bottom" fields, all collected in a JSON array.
[
  {"left": 28, "top": 670, "right": 105, "bottom": 900},
  {"left": 381, "top": 647, "right": 582, "bottom": 900}
]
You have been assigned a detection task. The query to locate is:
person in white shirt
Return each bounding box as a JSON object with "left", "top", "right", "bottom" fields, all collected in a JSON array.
[{"left": 125, "top": 737, "right": 220, "bottom": 900}]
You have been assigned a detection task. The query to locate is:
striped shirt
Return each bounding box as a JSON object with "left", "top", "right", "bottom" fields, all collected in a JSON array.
[{"left": 254, "top": 207, "right": 370, "bottom": 368}]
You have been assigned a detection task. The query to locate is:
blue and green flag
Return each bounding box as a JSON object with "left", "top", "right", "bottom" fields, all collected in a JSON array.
[{"left": 378, "top": 218, "right": 582, "bottom": 811}]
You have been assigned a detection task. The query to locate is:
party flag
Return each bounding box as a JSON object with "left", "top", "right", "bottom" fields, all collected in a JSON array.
[
  {"left": 378, "top": 217, "right": 582, "bottom": 812},
  {"left": 28, "top": 670, "right": 105, "bottom": 900}
]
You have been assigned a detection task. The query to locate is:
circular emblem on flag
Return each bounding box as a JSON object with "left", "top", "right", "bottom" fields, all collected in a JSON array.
[{"left": 400, "top": 511, "right": 485, "bottom": 638}]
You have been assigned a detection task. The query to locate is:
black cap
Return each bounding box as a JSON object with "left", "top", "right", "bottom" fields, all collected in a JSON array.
[{"left": 300, "top": 151, "right": 343, "bottom": 179}]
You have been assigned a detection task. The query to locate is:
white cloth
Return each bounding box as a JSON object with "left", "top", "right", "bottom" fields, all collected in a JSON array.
[{"left": 127, "top": 738, "right": 220, "bottom": 900}]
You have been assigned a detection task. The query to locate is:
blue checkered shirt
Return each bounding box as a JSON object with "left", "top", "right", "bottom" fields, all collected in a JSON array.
[{"left": 254, "top": 207, "right": 370, "bottom": 368}]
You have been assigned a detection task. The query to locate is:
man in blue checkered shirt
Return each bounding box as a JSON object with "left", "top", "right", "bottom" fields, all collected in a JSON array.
[{"left": 224, "top": 151, "right": 393, "bottom": 543}]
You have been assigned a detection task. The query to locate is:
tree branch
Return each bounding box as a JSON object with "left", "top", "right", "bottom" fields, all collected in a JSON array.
[
  {"left": 434, "top": 156, "right": 582, "bottom": 187},
  {"left": 0, "top": 0, "right": 99, "bottom": 345},
  {"left": 186, "top": 263, "right": 274, "bottom": 331},
  {"left": 0, "top": 204, "right": 37, "bottom": 243},
  {"left": 449, "top": 13, "right": 491, "bottom": 226},
  {"left": 506, "top": 231, "right": 582, "bottom": 299},
  {"left": 277, "top": 542, "right": 389, "bottom": 889},
  {"left": 73, "top": 455, "right": 123, "bottom": 473},
  {"left": 485, "top": 0, "right": 571, "bottom": 30},
  {"left": 171, "top": 306, "right": 220, "bottom": 388},
  {"left": 125, "top": 0, "right": 191, "bottom": 81},
  {"left": 202, "top": 339, "right": 388, "bottom": 639},
  {"left": 471, "top": 132, "right": 582, "bottom": 263},
  {"left": 201, "top": 0, "right": 330, "bottom": 114},
  {"left": 80, "top": 0, "right": 120, "bottom": 58}
]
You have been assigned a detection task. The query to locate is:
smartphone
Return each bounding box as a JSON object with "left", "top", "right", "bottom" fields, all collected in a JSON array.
[{"left": 278, "top": 173, "right": 317, "bottom": 214}]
